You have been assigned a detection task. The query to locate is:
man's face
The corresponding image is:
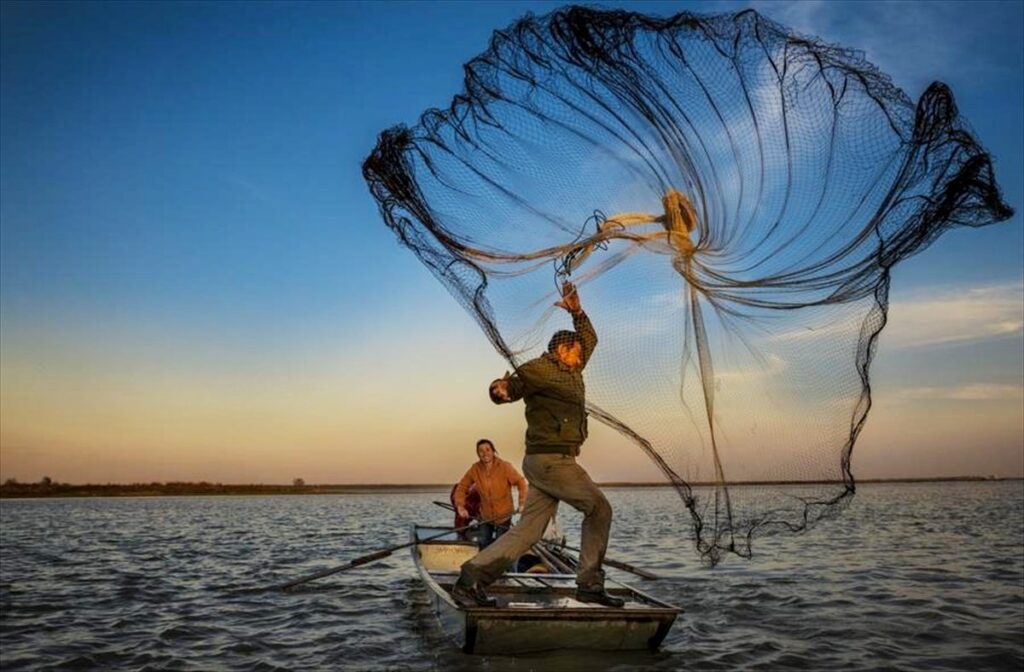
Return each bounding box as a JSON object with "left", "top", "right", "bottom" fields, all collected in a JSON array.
[
  {"left": 477, "top": 443, "right": 495, "bottom": 464},
  {"left": 555, "top": 340, "right": 583, "bottom": 369}
]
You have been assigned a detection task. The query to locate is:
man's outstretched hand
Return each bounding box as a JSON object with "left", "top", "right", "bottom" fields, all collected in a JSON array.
[{"left": 555, "top": 281, "right": 582, "bottom": 314}]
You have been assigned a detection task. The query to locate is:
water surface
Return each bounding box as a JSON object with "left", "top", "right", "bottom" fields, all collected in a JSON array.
[{"left": 1, "top": 482, "right": 1021, "bottom": 670}]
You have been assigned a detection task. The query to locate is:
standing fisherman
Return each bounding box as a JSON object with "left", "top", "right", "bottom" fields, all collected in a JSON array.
[{"left": 452, "top": 281, "right": 624, "bottom": 608}]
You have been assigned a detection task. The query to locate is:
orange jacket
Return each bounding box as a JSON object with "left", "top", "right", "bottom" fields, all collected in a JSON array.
[{"left": 453, "top": 457, "right": 527, "bottom": 524}]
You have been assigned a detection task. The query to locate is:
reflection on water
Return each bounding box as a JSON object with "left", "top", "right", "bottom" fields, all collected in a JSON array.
[{"left": 1, "top": 482, "right": 1021, "bottom": 670}]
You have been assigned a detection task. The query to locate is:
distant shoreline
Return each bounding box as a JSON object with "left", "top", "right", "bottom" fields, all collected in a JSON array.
[{"left": 0, "top": 476, "right": 1018, "bottom": 499}]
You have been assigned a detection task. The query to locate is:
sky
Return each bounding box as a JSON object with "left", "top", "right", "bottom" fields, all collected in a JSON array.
[{"left": 1, "top": 0, "right": 1021, "bottom": 485}]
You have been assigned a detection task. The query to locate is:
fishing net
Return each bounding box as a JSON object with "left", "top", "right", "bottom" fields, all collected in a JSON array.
[{"left": 362, "top": 7, "right": 1013, "bottom": 564}]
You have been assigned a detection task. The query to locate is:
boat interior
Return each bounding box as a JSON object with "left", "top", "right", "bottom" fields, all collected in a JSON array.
[{"left": 413, "top": 525, "right": 677, "bottom": 612}]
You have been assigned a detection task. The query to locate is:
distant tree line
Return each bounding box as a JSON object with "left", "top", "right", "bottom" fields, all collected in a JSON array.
[{"left": 0, "top": 477, "right": 323, "bottom": 498}]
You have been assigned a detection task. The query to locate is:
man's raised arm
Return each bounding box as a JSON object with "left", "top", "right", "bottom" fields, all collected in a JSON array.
[
  {"left": 557, "top": 281, "right": 597, "bottom": 367},
  {"left": 501, "top": 359, "right": 544, "bottom": 402},
  {"left": 572, "top": 309, "right": 597, "bottom": 368}
]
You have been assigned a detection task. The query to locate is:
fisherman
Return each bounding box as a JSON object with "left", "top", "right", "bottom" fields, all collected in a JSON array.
[
  {"left": 453, "top": 439, "right": 528, "bottom": 548},
  {"left": 452, "top": 281, "right": 624, "bottom": 608}
]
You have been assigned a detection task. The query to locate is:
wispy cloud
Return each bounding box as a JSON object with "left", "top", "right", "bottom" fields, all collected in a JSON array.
[
  {"left": 768, "top": 281, "right": 1023, "bottom": 349},
  {"left": 744, "top": 0, "right": 1021, "bottom": 94},
  {"left": 715, "top": 352, "right": 787, "bottom": 383},
  {"left": 891, "top": 384, "right": 1024, "bottom": 401},
  {"left": 222, "top": 173, "right": 278, "bottom": 207},
  {"left": 743, "top": 0, "right": 828, "bottom": 37},
  {"left": 883, "top": 281, "right": 1024, "bottom": 349}
]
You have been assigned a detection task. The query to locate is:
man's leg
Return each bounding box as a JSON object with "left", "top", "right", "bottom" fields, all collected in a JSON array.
[
  {"left": 478, "top": 522, "right": 495, "bottom": 549},
  {"left": 524, "top": 454, "right": 612, "bottom": 589},
  {"left": 459, "top": 481, "right": 558, "bottom": 587}
]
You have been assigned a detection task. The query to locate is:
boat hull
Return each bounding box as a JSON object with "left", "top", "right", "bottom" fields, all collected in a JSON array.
[{"left": 411, "top": 525, "right": 679, "bottom": 654}]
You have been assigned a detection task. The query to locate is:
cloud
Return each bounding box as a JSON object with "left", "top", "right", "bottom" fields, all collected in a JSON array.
[
  {"left": 768, "top": 281, "right": 1023, "bottom": 349},
  {"left": 769, "top": 318, "right": 850, "bottom": 345},
  {"left": 744, "top": 0, "right": 1021, "bottom": 94},
  {"left": 222, "top": 173, "right": 278, "bottom": 207},
  {"left": 883, "top": 281, "right": 1024, "bottom": 349},
  {"left": 891, "top": 384, "right": 1024, "bottom": 401},
  {"left": 715, "top": 352, "right": 788, "bottom": 383},
  {"left": 744, "top": 0, "right": 828, "bottom": 37}
]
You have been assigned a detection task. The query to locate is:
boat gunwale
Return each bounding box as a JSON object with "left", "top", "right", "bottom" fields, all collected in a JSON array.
[{"left": 410, "top": 525, "right": 465, "bottom": 613}]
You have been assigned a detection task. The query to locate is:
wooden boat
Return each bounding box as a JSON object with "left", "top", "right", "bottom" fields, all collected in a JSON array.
[{"left": 410, "top": 525, "right": 681, "bottom": 654}]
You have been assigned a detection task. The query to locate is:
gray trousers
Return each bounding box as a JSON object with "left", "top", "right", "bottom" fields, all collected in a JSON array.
[{"left": 459, "top": 453, "right": 612, "bottom": 588}]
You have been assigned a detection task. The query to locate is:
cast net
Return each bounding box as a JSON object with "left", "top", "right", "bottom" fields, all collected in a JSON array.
[{"left": 362, "top": 7, "right": 1013, "bottom": 564}]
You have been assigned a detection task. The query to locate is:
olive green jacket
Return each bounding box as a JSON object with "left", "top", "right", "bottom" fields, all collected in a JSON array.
[{"left": 506, "top": 311, "right": 597, "bottom": 455}]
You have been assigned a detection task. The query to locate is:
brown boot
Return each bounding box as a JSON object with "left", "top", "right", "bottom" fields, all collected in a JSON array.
[
  {"left": 575, "top": 586, "right": 625, "bottom": 608},
  {"left": 451, "top": 577, "right": 498, "bottom": 607}
]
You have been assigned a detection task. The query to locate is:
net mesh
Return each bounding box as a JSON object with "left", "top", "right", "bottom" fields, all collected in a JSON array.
[{"left": 362, "top": 7, "right": 1013, "bottom": 564}]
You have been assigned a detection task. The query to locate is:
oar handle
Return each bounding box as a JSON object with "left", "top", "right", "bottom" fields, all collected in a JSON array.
[
  {"left": 278, "top": 549, "right": 395, "bottom": 591},
  {"left": 604, "top": 558, "right": 659, "bottom": 580},
  {"left": 349, "top": 549, "right": 392, "bottom": 568}
]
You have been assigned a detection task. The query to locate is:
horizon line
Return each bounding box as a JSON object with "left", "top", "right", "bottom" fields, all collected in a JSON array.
[{"left": 2, "top": 475, "right": 1020, "bottom": 490}]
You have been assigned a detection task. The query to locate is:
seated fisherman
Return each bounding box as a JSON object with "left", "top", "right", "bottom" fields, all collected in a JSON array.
[{"left": 453, "top": 439, "right": 528, "bottom": 548}]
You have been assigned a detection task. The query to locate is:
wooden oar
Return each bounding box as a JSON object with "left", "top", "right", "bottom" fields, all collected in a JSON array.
[
  {"left": 276, "top": 514, "right": 508, "bottom": 592},
  {"left": 541, "top": 541, "right": 661, "bottom": 580},
  {"left": 531, "top": 542, "right": 575, "bottom": 574}
]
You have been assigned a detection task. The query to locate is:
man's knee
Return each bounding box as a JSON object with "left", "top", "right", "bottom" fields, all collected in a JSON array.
[{"left": 588, "top": 494, "right": 612, "bottom": 524}]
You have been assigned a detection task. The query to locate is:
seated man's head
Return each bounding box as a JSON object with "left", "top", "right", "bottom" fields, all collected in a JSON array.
[
  {"left": 476, "top": 439, "right": 496, "bottom": 464},
  {"left": 548, "top": 330, "right": 583, "bottom": 369}
]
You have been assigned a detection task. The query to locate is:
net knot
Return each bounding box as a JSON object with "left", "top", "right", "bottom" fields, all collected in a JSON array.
[{"left": 661, "top": 189, "right": 697, "bottom": 256}]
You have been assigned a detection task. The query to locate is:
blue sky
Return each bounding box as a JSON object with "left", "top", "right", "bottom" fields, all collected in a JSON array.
[{"left": 1, "top": 1, "right": 1021, "bottom": 483}]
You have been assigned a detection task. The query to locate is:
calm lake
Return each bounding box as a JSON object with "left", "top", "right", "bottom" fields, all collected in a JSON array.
[{"left": 1, "top": 482, "right": 1022, "bottom": 671}]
